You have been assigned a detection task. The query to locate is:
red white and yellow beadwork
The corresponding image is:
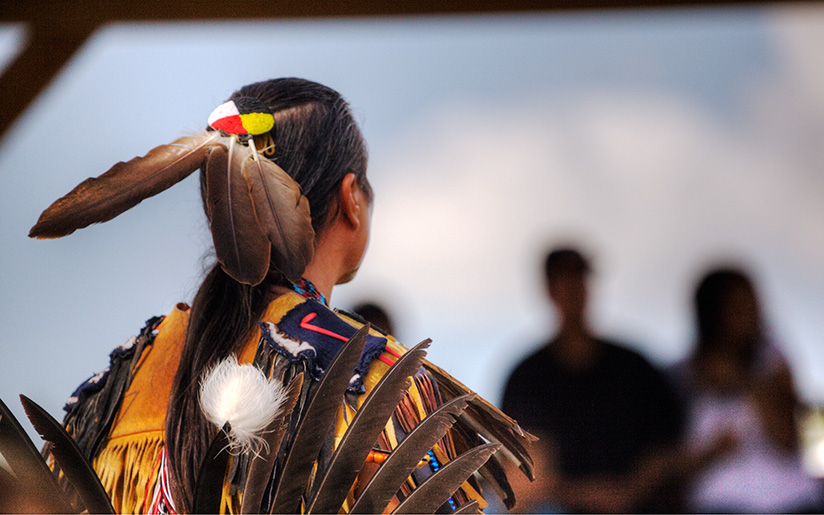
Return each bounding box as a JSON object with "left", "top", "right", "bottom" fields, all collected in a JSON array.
[{"left": 207, "top": 97, "right": 275, "bottom": 136}]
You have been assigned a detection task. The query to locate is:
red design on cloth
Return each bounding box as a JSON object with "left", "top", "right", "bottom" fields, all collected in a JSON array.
[
  {"left": 300, "top": 312, "right": 349, "bottom": 342},
  {"left": 299, "top": 312, "right": 396, "bottom": 367}
]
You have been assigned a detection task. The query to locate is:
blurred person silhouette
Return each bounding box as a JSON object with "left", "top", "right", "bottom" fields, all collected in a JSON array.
[
  {"left": 670, "top": 267, "right": 824, "bottom": 513},
  {"left": 502, "top": 247, "right": 683, "bottom": 513},
  {"left": 351, "top": 301, "right": 396, "bottom": 336}
]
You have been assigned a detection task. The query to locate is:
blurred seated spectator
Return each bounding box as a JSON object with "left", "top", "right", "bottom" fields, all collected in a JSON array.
[{"left": 670, "top": 266, "right": 824, "bottom": 513}]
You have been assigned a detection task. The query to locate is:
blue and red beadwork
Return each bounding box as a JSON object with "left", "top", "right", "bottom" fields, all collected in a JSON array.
[{"left": 292, "top": 278, "right": 327, "bottom": 306}]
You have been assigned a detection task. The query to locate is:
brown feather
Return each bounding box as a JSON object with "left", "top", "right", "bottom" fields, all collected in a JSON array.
[
  {"left": 348, "top": 392, "right": 474, "bottom": 514},
  {"left": 29, "top": 132, "right": 222, "bottom": 239},
  {"left": 242, "top": 152, "right": 315, "bottom": 283},
  {"left": 205, "top": 142, "right": 271, "bottom": 285},
  {"left": 422, "top": 359, "right": 537, "bottom": 480},
  {"left": 19, "top": 395, "right": 114, "bottom": 514},
  {"left": 0, "top": 397, "right": 71, "bottom": 513},
  {"left": 240, "top": 372, "right": 303, "bottom": 515},
  {"left": 450, "top": 419, "right": 519, "bottom": 510},
  {"left": 268, "top": 325, "right": 370, "bottom": 514},
  {"left": 391, "top": 442, "right": 501, "bottom": 514},
  {"left": 193, "top": 423, "right": 232, "bottom": 515},
  {"left": 306, "top": 339, "right": 430, "bottom": 515}
]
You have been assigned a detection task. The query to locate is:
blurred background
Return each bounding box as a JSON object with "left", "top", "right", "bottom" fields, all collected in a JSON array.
[{"left": 1, "top": 0, "right": 823, "bottom": 490}]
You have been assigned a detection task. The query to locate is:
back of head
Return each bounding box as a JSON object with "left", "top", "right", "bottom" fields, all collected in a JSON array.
[
  {"left": 352, "top": 301, "right": 395, "bottom": 335},
  {"left": 694, "top": 267, "right": 761, "bottom": 355},
  {"left": 544, "top": 247, "right": 591, "bottom": 285},
  {"left": 226, "top": 78, "right": 371, "bottom": 236},
  {"left": 544, "top": 247, "right": 591, "bottom": 317}
]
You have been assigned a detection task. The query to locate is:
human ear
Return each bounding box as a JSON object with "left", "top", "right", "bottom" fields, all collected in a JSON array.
[{"left": 339, "top": 173, "right": 363, "bottom": 229}]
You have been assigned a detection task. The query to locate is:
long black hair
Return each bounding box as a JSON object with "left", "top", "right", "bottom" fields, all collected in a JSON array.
[{"left": 164, "top": 78, "right": 370, "bottom": 511}]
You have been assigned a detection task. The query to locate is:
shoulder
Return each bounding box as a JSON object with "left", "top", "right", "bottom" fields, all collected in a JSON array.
[
  {"left": 756, "top": 339, "right": 790, "bottom": 375},
  {"left": 257, "top": 293, "right": 393, "bottom": 392},
  {"left": 598, "top": 338, "right": 656, "bottom": 369},
  {"left": 64, "top": 313, "right": 167, "bottom": 416},
  {"left": 596, "top": 338, "right": 674, "bottom": 388},
  {"left": 665, "top": 356, "right": 696, "bottom": 394},
  {"left": 503, "top": 343, "right": 553, "bottom": 394},
  {"left": 510, "top": 343, "right": 552, "bottom": 375},
  {"left": 61, "top": 306, "right": 186, "bottom": 460}
]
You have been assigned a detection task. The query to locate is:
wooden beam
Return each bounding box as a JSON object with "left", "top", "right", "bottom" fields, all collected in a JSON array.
[
  {"left": 0, "top": 0, "right": 796, "bottom": 22},
  {"left": 0, "top": 0, "right": 808, "bottom": 142},
  {"left": 0, "top": 20, "right": 95, "bottom": 141}
]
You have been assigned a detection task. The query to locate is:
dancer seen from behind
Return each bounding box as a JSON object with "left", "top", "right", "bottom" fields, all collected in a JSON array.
[
  {"left": 23, "top": 78, "right": 533, "bottom": 514},
  {"left": 502, "top": 247, "right": 683, "bottom": 513}
]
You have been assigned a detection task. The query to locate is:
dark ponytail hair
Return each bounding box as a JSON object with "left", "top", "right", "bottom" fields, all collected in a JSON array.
[{"left": 165, "top": 78, "right": 370, "bottom": 511}]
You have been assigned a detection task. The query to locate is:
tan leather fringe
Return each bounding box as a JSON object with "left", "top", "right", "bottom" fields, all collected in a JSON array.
[{"left": 93, "top": 431, "right": 164, "bottom": 514}]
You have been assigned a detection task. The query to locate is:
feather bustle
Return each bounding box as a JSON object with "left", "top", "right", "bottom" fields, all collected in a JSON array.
[
  {"left": 193, "top": 423, "right": 231, "bottom": 515},
  {"left": 305, "top": 339, "right": 430, "bottom": 515},
  {"left": 450, "top": 419, "right": 519, "bottom": 509},
  {"left": 348, "top": 392, "right": 475, "bottom": 514},
  {"left": 452, "top": 499, "right": 481, "bottom": 514},
  {"left": 267, "top": 325, "right": 370, "bottom": 515},
  {"left": 0, "top": 397, "right": 71, "bottom": 513},
  {"left": 29, "top": 132, "right": 223, "bottom": 239},
  {"left": 422, "top": 359, "right": 537, "bottom": 480},
  {"left": 390, "top": 442, "right": 501, "bottom": 515}
]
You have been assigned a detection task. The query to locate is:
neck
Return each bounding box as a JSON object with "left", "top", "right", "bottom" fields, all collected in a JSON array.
[
  {"left": 558, "top": 316, "right": 588, "bottom": 338},
  {"left": 302, "top": 230, "right": 354, "bottom": 302},
  {"left": 300, "top": 195, "right": 366, "bottom": 303},
  {"left": 303, "top": 261, "right": 336, "bottom": 303},
  {"left": 552, "top": 318, "right": 598, "bottom": 370}
]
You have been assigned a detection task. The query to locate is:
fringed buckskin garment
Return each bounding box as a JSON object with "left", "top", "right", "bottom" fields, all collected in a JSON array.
[{"left": 57, "top": 289, "right": 532, "bottom": 514}]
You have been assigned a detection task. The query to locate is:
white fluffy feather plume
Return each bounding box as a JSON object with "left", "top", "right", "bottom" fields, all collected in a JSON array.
[{"left": 199, "top": 355, "right": 288, "bottom": 454}]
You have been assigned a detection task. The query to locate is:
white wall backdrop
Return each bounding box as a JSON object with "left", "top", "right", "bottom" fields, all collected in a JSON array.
[{"left": 1, "top": 5, "right": 823, "bottom": 443}]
